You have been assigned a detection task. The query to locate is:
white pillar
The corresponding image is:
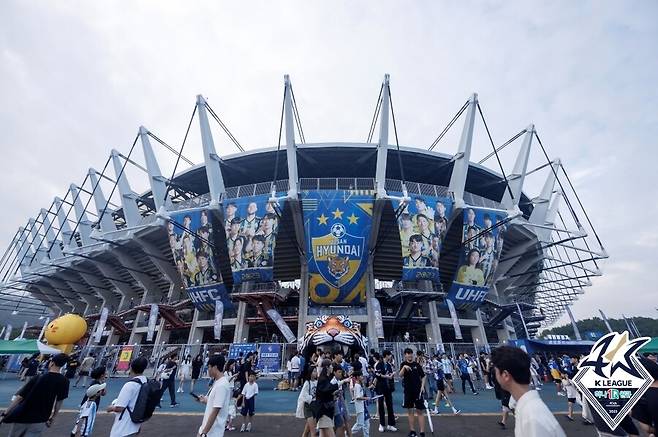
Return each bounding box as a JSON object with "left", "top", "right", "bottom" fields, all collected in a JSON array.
[
  {"left": 69, "top": 184, "right": 94, "bottom": 246},
  {"left": 196, "top": 95, "right": 226, "bottom": 208},
  {"left": 565, "top": 305, "right": 582, "bottom": 340},
  {"left": 87, "top": 169, "right": 117, "bottom": 233},
  {"left": 375, "top": 74, "right": 390, "bottom": 199},
  {"left": 110, "top": 150, "right": 141, "bottom": 227},
  {"left": 40, "top": 208, "right": 63, "bottom": 259},
  {"left": 501, "top": 125, "right": 534, "bottom": 210},
  {"left": 448, "top": 94, "right": 478, "bottom": 209},
  {"left": 28, "top": 218, "right": 47, "bottom": 265},
  {"left": 139, "top": 126, "right": 172, "bottom": 211},
  {"left": 54, "top": 197, "right": 74, "bottom": 252},
  {"left": 283, "top": 75, "right": 299, "bottom": 199},
  {"left": 529, "top": 160, "right": 561, "bottom": 226}
]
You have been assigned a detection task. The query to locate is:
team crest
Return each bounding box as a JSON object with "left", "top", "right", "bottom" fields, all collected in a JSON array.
[
  {"left": 311, "top": 225, "right": 365, "bottom": 288},
  {"left": 573, "top": 331, "right": 652, "bottom": 430}
]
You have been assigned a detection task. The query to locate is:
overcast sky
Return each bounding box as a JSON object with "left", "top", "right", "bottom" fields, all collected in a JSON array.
[{"left": 1, "top": 1, "right": 657, "bottom": 327}]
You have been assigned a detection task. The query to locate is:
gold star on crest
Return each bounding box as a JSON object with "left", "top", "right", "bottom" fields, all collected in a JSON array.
[
  {"left": 317, "top": 214, "right": 328, "bottom": 225},
  {"left": 332, "top": 208, "right": 344, "bottom": 219},
  {"left": 347, "top": 213, "right": 359, "bottom": 225}
]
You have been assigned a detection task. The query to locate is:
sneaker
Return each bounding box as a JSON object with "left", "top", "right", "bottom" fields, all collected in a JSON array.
[
  {"left": 557, "top": 392, "right": 565, "bottom": 396},
  {"left": 386, "top": 426, "right": 398, "bottom": 432},
  {"left": 170, "top": 403, "right": 179, "bottom": 408},
  {"left": 432, "top": 407, "right": 439, "bottom": 414},
  {"left": 240, "top": 424, "right": 246, "bottom": 432},
  {"left": 246, "top": 423, "right": 251, "bottom": 432},
  {"left": 419, "top": 433, "right": 425, "bottom": 437},
  {"left": 566, "top": 416, "right": 574, "bottom": 421},
  {"left": 497, "top": 421, "right": 506, "bottom": 429},
  {"left": 485, "top": 385, "right": 493, "bottom": 389},
  {"left": 408, "top": 432, "right": 417, "bottom": 437},
  {"left": 453, "top": 409, "right": 461, "bottom": 415},
  {"left": 473, "top": 392, "right": 479, "bottom": 395},
  {"left": 378, "top": 425, "right": 385, "bottom": 432},
  {"left": 535, "top": 387, "right": 542, "bottom": 391}
]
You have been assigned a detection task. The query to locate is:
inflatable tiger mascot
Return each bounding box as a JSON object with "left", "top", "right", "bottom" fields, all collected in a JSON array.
[{"left": 299, "top": 315, "right": 367, "bottom": 356}]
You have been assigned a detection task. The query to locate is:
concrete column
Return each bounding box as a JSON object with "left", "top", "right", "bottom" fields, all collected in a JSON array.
[
  {"left": 425, "top": 302, "right": 443, "bottom": 346},
  {"left": 187, "top": 309, "right": 205, "bottom": 344},
  {"left": 233, "top": 302, "right": 249, "bottom": 342}
]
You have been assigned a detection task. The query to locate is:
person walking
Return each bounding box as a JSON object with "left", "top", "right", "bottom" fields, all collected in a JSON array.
[
  {"left": 291, "top": 352, "right": 301, "bottom": 391},
  {"left": 297, "top": 368, "right": 318, "bottom": 437},
  {"left": 457, "top": 354, "right": 478, "bottom": 395},
  {"left": 491, "top": 346, "right": 566, "bottom": 437},
  {"left": 350, "top": 371, "right": 370, "bottom": 437},
  {"left": 75, "top": 354, "right": 96, "bottom": 388},
  {"left": 239, "top": 373, "right": 259, "bottom": 432},
  {"left": 400, "top": 348, "right": 426, "bottom": 437},
  {"left": 440, "top": 354, "right": 455, "bottom": 393},
  {"left": 71, "top": 383, "right": 105, "bottom": 437},
  {"left": 373, "top": 351, "right": 397, "bottom": 432},
  {"left": 316, "top": 359, "right": 340, "bottom": 437},
  {"left": 158, "top": 355, "right": 180, "bottom": 408},
  {"left": 178, "top": 355, "right": 193, "bottom": 393},
  {"left": 191, "top": 354, "right": 204, "bottom": 393},
  {"left": 1, "top": 353, "right": 70, "bottom": 436},
  {"left": 196, "top": 354, "right": 231, "bottom": 437},
  {"left": 107, "top": 357, "right": 150, "bottom": 437}
]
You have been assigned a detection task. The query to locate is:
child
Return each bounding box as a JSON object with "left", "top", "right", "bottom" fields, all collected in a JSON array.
[
  {"left": 350, "top": 371, "right": 370, "bottom": 437},
  {"left": 71, "top": 383, "right": 105, "bottom": 437},
  {"left": 562, "top": 373, "right": 578, "bottom": 421},
  {"left": 240, "top": 373, "right": 259, "bottom": 432},
  {"left": 225, "top": 388, "right": 238, "bottom": 431}
]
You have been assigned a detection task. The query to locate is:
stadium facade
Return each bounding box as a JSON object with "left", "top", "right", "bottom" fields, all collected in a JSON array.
[{"left": 0, "top": 75, "right": 606, "bottom": 354}]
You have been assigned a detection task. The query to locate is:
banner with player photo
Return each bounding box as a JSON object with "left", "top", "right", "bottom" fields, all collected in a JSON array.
[
  {"left": 445, "top": 206, "right": 508, "bottom": 310},
  {"left": 391, "top": 193, "right": 453, "bottom": 283},
  {"left": 223, "top": 194, "right": 283, "bottom": 285},
  {"left": 302, "top": 190, "right": 374, "bottom": 306},
  {"left": 167, "top": 207, "right": 232, "bottom": 312}
]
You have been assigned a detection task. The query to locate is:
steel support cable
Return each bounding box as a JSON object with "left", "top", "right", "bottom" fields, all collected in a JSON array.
[
  {"left": 1, "top": 220, "right": 38, "bottom": 283},
  {"left": 477, "top": 103, "right": 515, "bottom": 202},
  {"left": 557, "top": 161, "right": 605, "bottom": 250},
  {"left": 532, "top": 131, "right": 582, "bottom": 230},
  {"left": 290, "top": 84, "right": 306, "bottom": 144},
  {"left": 0, "top": 229, "right": 23, "bottom": 278},
  {"left": 477, "top": 128, "right": 527, "bottom": 165},
  {"left": 271, "top": 85, "right": 287, "bottom": 193},
  {"left": 366, "top": 83, "right": 384, "bottom": 143},
  {"left": 427, "top": 100, "right": 470, "bottom": 152},
  {"left": 557, "top": 210, "right": 600, "bottom": 270},
  {"left": 442, "top": 215, "right": 516, "bottom": 260},
  {"left": 163, "top": 105, "right": 197, "bottom": 205},
  {"left": 387, "top": 84, "right": 406, "bottom": 185},
  {"left": 66, "top": 156, "right": 112, "bottom": 246},
  {"left": 146, "top": 131, "right": 195, "bottom": 166},
  {"left": 95, "top": 133, "right": 140, "bottom": 232},
  {"left": 11, "top": 199, "right": 58, "bottom": 281},
  {"left": 204, "top": 102, "right": 244, "bottom": 152}
]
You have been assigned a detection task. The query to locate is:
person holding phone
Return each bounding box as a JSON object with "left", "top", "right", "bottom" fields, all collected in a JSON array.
[
  {"left": 400, "top": 348, "right": 426, "bottom": 437},
  {"left": 196, "top": 355, "right": 231, "bottom": 437}
]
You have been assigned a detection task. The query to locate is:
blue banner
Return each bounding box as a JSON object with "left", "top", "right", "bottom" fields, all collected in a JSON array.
[
  {"left": 223, "top": 194, "right": 283, "bottom": 284},
  {"left": 446, "top": 207, "right": 508, "bottom": 309},
  {"left": 392, "top": 194, "right": 453, "bottom": 282},
  {"left": 167, "top": 208, "right": 232, "bottom": 312},
  {"left": 302, "top": 190, "right": 374, "bottom": 305},
  {"left": 256, "top": 343, "right": 282, "bottom": 372},
  {"left": 228, "top": 343, "right": 258, "bottom": 360}
]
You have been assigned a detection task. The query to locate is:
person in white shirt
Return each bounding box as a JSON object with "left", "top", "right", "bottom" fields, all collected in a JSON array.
[
  {"left": 107, "top": 357, "right": 149, "bottom": 437},
  {"left": 239, "top": 373, "right": 259, "bottom": 432},
  {"left": 350, "top": 371, "right": 370, "bottom": 437},
  {"left": 491, "top": 346, "right": 566, "bottom": 437},
  {"left": 561, "top": 373, "right": 579, "bottom": 421},
  {"left": 441, "top": 354, "right": 455, "bottom": 393},
  {"left": 197, "top": 355, "right": 231, "bottom": 437},
  {"left": 290, "top": 353, "right": 301, "bottom": 391}
]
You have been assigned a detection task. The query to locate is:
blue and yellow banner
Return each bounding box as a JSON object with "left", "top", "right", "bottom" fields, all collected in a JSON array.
[
  {"left": 392, "top": 193, "right": 453, "bottom": 283},
  {"left": 302, "top": 190, "right": 374, "bottom": 305},
  {"left": 223, "top": 194, "right": 284, "bottom": 284},
  {"left": 167, "top": 208, "right": 232, "bottom": 311},
  {"left": 446, "top": 207, "right": 508, "bottom": 309}
]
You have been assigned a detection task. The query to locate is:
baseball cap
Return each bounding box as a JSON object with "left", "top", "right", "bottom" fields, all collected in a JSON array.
[{"left": 86, "top": 383, "right": 106, "bottom": 398}]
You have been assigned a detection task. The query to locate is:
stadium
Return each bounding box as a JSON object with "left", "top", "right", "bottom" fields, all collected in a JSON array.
[{"left": 0, "top": 75, "right": 606, "bottom": 364}]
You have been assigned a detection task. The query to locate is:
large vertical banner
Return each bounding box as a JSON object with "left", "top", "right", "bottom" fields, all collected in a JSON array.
[
  {"left": 446, "top": 207, "right": 508, "bottom": 309},
  {"left": 302, "top": 190, "right": 374, "bottom": 305},
  {"left": 223, "top": 194, "right": 283, "bottom": 284},
  {"left": 167, "top": 207, "right": 232, "bottom": 311},
  {"left": 393, "top": 194, "right": 453, "bottom": 282}
]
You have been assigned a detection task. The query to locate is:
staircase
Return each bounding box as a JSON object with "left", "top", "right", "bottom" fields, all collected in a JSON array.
[
  {"left": 273, "top": 199, "right": 303, "bottom": 281},
  {"left": 372, "top": 200, "right": 403, "bottom": 280}
]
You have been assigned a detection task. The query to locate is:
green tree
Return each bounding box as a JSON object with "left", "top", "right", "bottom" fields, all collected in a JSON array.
[{"left": 540, "top": 316, "right": 658, "bottom": 339}]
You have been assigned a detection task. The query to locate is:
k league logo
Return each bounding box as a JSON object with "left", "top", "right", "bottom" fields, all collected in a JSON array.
[{"left": 573, "top": 331, "right": 652, "bottom": 430}]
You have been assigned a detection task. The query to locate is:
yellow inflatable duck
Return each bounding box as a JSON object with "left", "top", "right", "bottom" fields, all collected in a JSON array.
[{"left": 44, "top": 314, "right": 88, "bottom": 354}]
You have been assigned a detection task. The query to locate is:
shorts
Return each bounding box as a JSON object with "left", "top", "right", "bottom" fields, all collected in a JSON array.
[
  {"left": 240, "top": 396, "right": 255, "bottom": 416},
  {"left": 567, "top": 397, "right": 576, "bottom": 404},
  {"left": 79, "top": 371, "right": 89, "bottom": 376},
  {"left": 444, "top": 373, "right": 453, "bottom": 380},
  {"left": 317, "top": 415, "right": 334, "bottom": 429},
  {"left": 403, "top": 391, "right": 425, "bottom": 410},
  {"left": 436, "top": 379, "right": 445, "bottom": 392},
  {"left": 291, "top": 371, "right": 300, "bottom": 380}
]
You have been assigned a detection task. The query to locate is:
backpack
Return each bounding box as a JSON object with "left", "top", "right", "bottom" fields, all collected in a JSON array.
[{"left": 120, "top": 378, "right": 161, "bottom": 423}]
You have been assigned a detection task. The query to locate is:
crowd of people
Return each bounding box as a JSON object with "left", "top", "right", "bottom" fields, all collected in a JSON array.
[{"left": 0, "top": 346, "right": 657, "bottom": 437}]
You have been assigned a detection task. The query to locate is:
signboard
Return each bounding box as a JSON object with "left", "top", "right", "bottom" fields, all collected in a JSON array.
[
  {"left": 228, "top": 343, "right": 257, "bottom": 360},
  {"left": 224, "top": 194, "right": 284, "bottom": 284},
  {"left": 256, "top": 343, "right": 282, "bottom": 372},
  {"left": 445, "top": 207, "right": 508, "bottom": 310},
  {"left": 116, "top": 346, "right": 134, "bottom": 372},
  {"left": 393, "top": 194, "right": 453, "bottom": 282},
  {"left": 167, "top": 207, "right": 232, "bottom": 312},
  {"left": 302, "top": 190, "right": 374, "bottom": 305}
]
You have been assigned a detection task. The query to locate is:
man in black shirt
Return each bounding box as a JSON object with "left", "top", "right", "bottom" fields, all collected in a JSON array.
[
  {"left": 1, "top": 353, "right": 69, "bottom": 436},
  {"left": 399, "top": 348, "right": 426, "bottom": 437},
  {"left": 374, "top": 351, "right": 397, "bottom": 432}
]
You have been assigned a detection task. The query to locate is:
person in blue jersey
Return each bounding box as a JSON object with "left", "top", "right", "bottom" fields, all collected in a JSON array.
[
  {"left": 71, "top": 383, "right": 104, "bottom": 437},
  {"left": 457, "top": 354, "right": 478, "bottom": 395}
]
